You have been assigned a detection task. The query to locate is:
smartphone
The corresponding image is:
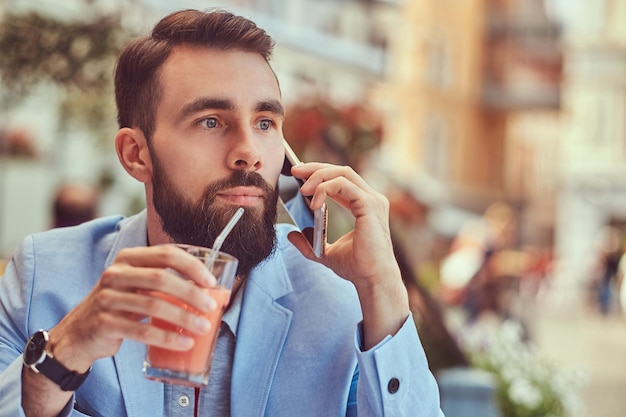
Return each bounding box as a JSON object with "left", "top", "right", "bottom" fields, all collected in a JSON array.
[{"left": 279, "top": 140, "right": 327, "bottom": 258}]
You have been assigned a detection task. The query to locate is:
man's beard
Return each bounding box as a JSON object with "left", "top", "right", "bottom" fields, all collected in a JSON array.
[{"left": 151, "top": 156, "right": 279, "bottom": 278}]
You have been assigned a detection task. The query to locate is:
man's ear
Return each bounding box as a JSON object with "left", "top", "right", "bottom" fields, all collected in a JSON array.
[{"left": 115, "top": 127, "right": 152, "bottom": 183}]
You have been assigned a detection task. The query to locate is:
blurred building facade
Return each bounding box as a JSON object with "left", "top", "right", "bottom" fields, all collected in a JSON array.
[
  {"left": 550, "top": 0, "right": 626, "bottom": 297},
  {"left": 381, "top": 0, "right": 561, "bottom": 246},
  {"left": 381, "top": 0, "right": 626, "bottom": 300}
]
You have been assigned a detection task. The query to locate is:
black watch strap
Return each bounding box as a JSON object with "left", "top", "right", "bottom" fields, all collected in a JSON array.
[
  {"left": 36, "top": 353, "right": 90, "bottom": 391},
  {"left": 24, "top": 330, "right": 91, "bottom": 392}
]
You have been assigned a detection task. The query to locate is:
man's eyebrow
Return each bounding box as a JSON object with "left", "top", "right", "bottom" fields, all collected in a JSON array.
[
  {"left": 256, "top": 99, "right": 285, "bottom": 119},
  {"left": 177, "top": 98, "right": 234, "bottom": 123}
]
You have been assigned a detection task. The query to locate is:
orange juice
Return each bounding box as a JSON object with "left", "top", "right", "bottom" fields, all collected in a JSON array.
[{"left": 146, "top": 286, "right": 231, "bottom": 377}]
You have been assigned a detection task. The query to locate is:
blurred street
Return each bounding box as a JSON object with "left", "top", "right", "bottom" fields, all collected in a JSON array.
[{"left": 529, "top": 298, "right": 626, "bottom": 417}]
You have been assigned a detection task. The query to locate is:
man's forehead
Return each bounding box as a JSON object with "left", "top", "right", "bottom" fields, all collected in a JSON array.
[
  {"left": 163, "top": 45, "right": 276, "bottom": 81},
  {"left": 157, "top": 46, "right": 282, "bottom": 112}
]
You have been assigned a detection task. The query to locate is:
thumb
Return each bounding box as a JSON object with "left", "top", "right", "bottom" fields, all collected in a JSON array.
[{"left": 288, "top": 231, "right": 316, "bottom": 260}]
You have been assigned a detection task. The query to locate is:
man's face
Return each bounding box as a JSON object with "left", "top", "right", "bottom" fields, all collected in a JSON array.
[{"left": 147, "top": 46, "right": 285, "bottom": 276}]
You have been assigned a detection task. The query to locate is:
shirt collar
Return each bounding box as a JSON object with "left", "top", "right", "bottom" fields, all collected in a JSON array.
[{"left": 222, "top": 280, "right": 245, "bottom": 336}]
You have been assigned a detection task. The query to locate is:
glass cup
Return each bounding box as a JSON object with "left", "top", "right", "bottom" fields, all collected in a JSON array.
[{"left": 143, "top": 244, "right": 238, "bottom": 387}]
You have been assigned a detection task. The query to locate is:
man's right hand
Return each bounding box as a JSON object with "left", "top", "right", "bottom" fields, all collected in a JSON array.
[{"left": 47, "top": 244, "right": 218, "bottom": 373}]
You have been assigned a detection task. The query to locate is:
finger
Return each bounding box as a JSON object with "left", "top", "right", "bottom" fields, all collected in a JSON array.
[
  {"left": 310, "top": 176, "right": 380, "bottom": 217},
  {"left": 96, "top": 312, "right": 195, "bottom": 351},
  {"left": 94, "top": 289, "right": 213, "bottom": 336},
  {"left": 100, "top": 264, "right": 217, "bottom": 314},
  {"left": 115, "top": 245, "right": 216, "bottom": 287},
  {"left": 291, "top": 164, "right": 375, "bottom": 212},
  {"left": 287, "top": 231, "right": 318, "bottom": 261},
  {"left": 293, "top": 164, "right": 373, "bottom": 194}
]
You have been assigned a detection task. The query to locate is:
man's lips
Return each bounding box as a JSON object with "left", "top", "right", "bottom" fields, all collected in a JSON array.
[{"left": 217, "top": 186, "right": 263, "bottom": 206}]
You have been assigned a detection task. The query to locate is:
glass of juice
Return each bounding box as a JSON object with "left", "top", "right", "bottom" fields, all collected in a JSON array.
[{"left": 143, "top": 244, "right": 238, "bottom": 387}]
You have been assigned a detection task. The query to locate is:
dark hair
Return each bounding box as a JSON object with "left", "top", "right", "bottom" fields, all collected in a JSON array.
[{"left": 114, "top": 9, "right": 275, "bottom": 140}]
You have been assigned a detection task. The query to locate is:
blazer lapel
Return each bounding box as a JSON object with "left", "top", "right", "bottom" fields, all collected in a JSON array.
[
  {"left": 114, "top": 340, "right": 164, "bottom": 417},
  {"left": 231, "top": 254, "right": 293, "bottom": 417}
]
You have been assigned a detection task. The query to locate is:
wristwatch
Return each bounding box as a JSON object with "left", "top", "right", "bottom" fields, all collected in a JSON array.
[{"left": 23, "top": 330, "right": 90, "bottom": 391}]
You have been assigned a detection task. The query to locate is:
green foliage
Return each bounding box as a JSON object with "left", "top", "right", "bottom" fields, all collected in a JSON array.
[
  {"left": 0, "top": 11, "right": 129, "bottom": 140},
  {"left": 0, "top": 12, "right": 125, "bottom": 97}
]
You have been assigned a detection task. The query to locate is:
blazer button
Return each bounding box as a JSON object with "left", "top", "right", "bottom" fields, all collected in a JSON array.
[{"left": 387, "top": 377, "right": 400, "bottom": 394}]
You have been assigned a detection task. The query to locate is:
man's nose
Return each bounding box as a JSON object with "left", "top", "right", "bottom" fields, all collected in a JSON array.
[{"left": 227, "top": 128, "right": 262, "bottom": 171}]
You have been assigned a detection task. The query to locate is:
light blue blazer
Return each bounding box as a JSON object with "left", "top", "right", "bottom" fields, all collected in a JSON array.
[{"left": 0, "top": 211, "right": 443, "bottom": 416}]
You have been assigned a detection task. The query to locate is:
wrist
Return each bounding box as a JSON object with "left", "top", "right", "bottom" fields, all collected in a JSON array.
[
  {"left": 47, "top": 329, "right": 94, "bottom": 374},
  {"left": 354, "top": 270, "right": 410, "bottom": 349},
  {"left": 23, "top": 330, "right": 91, "bottom": 392},
  {"left": 353, "top": 265, "right": 406, "bottom": 303}
]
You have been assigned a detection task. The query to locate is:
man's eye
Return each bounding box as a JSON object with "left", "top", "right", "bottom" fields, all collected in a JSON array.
[
  {"left": 259, "top": 119, "right": 272, "bottom": 131},
  {"left": 200, "top": 118, "right": 218, "bottom": 128}
]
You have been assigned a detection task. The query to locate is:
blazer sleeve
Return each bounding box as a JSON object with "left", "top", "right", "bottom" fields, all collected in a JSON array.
[
  {"left": 354, "top": 315, "right": 445, "bottom": 417},
  {"left": 0, "top": 237, "right": 85, "bottom": 417},
  {"left": 0, "top": 236, "right": 35, "bottom": 416}
]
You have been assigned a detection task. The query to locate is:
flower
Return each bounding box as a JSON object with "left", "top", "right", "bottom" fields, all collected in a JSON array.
[
  {"left": 508, "top": 377, "right": 542, "bottom": 409},
  {"left": 458, "top": 318, "right": 585, "bottom": 417},
  {"left": 282, "top": 96, "right": 383, "bottom": 171}
]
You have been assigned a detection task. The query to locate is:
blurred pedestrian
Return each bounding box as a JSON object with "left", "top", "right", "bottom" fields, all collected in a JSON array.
[
  {"left": 594, "top": 227, "right": 621, "bottom": 315},
  {"left": 616, "top": 241, "right": 626, "bottom": 316},
  {"left": 52, "top": 183, "right": 99, "bottom": 228}
]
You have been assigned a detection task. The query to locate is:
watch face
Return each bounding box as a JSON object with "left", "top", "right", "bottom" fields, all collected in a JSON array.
[{"left": 24, "top": 330, "right": 48, "bottom": 366}]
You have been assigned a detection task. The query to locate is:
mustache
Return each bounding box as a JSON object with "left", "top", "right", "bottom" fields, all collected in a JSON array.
[{"left": 202, "top": 170, "right": 275, "bottom": 200}]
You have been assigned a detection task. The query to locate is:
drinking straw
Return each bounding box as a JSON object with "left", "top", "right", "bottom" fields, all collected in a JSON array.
[{"left": 205, "top": 207, "right": 245, "bottom": 268}]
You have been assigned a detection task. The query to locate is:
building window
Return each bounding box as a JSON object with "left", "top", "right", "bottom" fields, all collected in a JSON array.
[
  {"left": 422, "top": 114, "right": 450, "bottom": 180},
  {"left": 424, "top": 32, "right": 453, "bottom": 89}
]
